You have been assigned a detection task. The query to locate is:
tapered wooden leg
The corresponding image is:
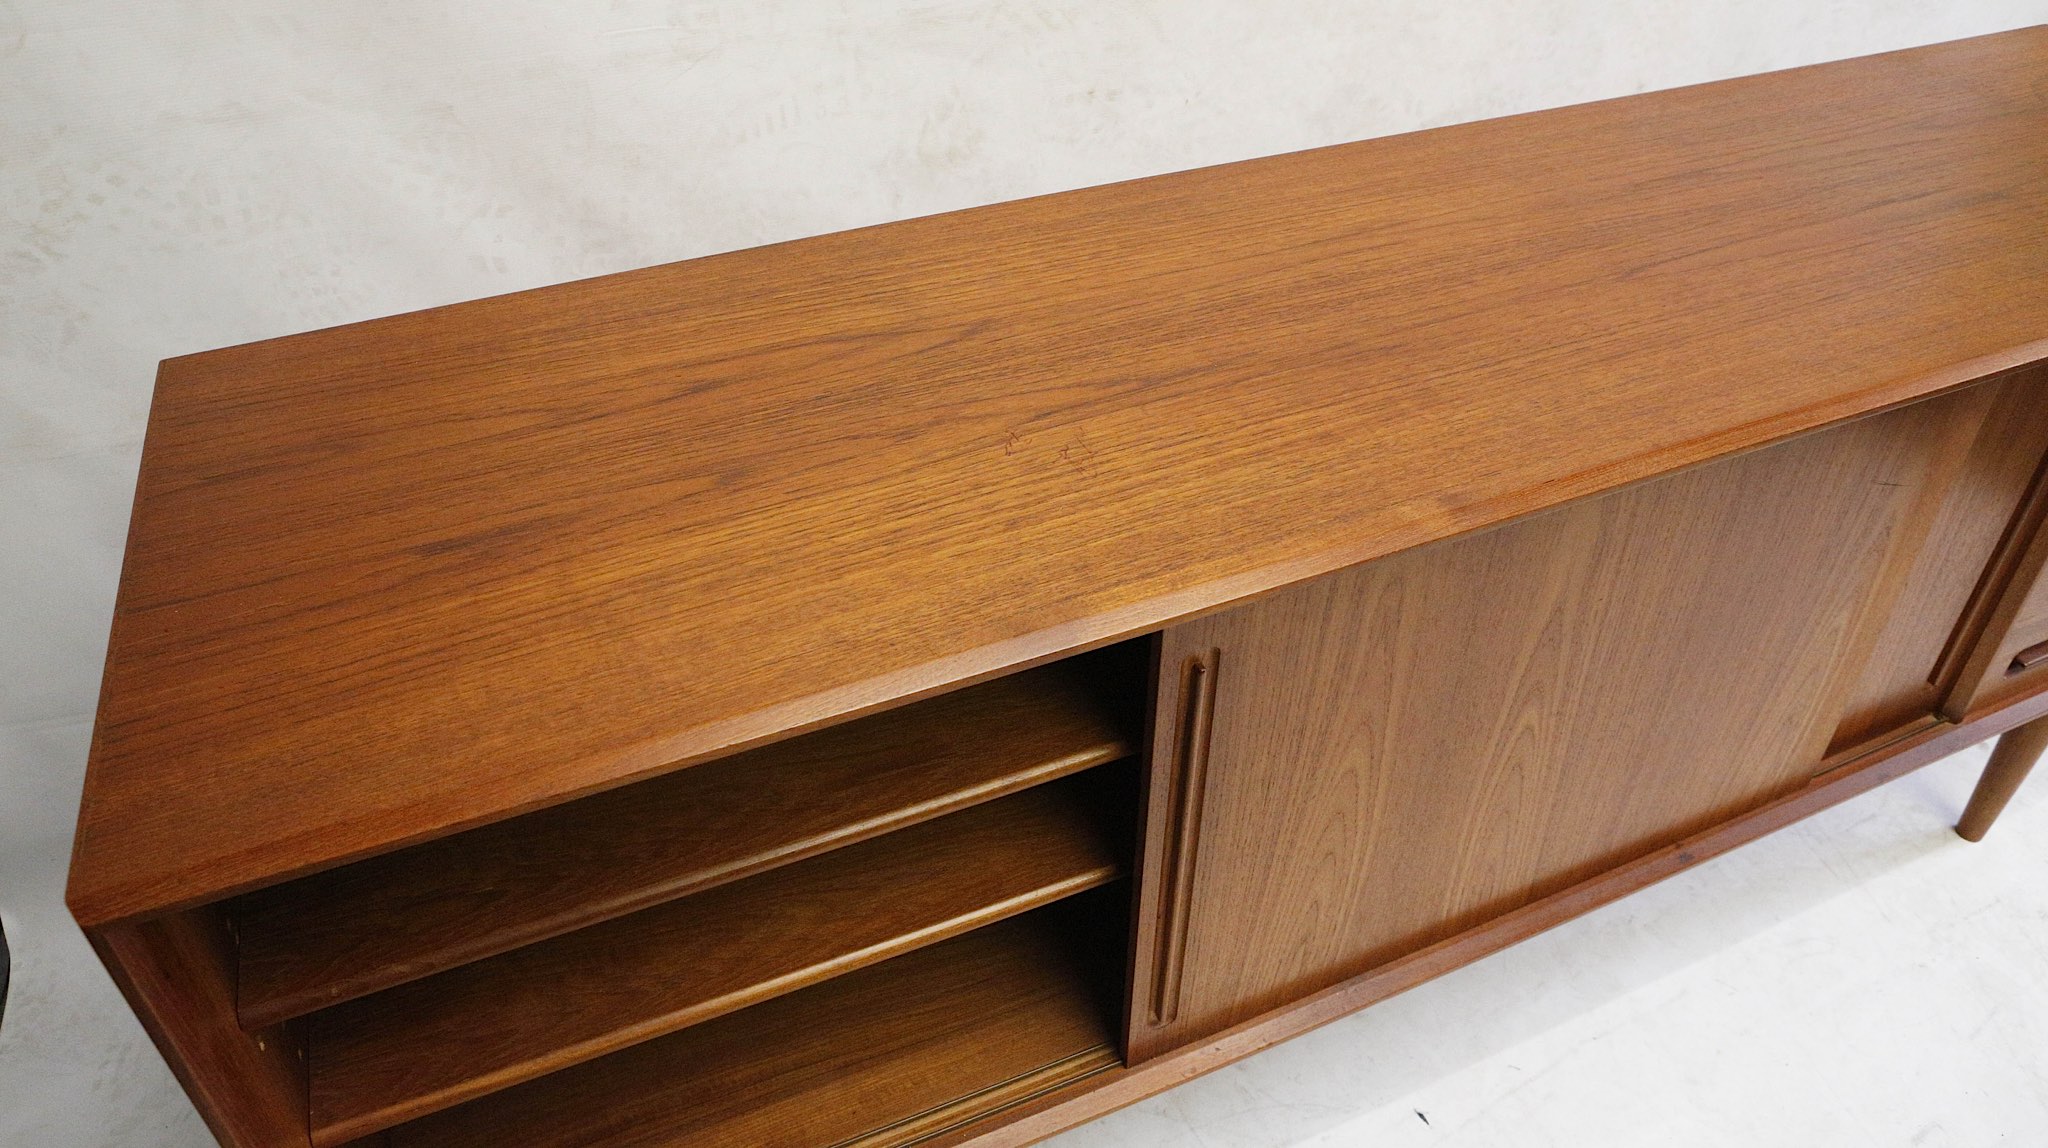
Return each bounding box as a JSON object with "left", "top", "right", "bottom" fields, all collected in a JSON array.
[{"left": 1957, "top": 714, "right": 2048, "bottom": 841}]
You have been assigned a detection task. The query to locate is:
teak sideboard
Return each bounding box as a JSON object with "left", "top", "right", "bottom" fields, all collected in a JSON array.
[{"left": 68, "top": 27, "right": 2048, "bottom": 1148}]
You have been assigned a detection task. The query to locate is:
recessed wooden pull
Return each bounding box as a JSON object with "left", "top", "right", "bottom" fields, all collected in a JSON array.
[
  {"left": 1149, "top": 649, "right": 1219, "bottom": 1028},
  {"left": 2008, "top": 638, "right": 2048, "bottom": 676}
]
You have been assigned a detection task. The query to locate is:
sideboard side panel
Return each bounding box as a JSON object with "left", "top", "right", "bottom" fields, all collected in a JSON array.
[
  {"left": 1127, "top": 388, "right": 1999, "bottom": 1060},
  {"left": 91, "top": 907, "right": 309, "bottom": 1148}
]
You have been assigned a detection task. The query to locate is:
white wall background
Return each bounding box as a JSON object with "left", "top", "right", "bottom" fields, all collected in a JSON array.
[{"left": 5, "top": 3, "right": 2047, "bottom": 1145}]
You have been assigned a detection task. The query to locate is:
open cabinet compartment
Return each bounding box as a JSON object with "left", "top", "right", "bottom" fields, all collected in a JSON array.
[
  {"left": 128, "top": 640, "right": 1152, "bottom": 1148},
  {"left": 345, "top": 891, "right": 1130, "bottom": 1148}
]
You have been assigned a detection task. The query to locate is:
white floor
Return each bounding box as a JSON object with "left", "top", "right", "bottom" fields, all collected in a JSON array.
[{"left": 6, "top": 4, "right": 2048, "bottom": 1145}]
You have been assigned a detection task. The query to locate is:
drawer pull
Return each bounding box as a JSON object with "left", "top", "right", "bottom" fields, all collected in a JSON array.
[{"left": 2009, "top": 639, "right": 2048, "bottom": 676}]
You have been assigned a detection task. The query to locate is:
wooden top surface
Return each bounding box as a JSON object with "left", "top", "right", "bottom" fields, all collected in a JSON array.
[{"left": 69, "top": 28, "right": 2048, "bottom": 924}]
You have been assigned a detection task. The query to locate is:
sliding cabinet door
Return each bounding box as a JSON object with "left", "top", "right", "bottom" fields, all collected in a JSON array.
[
  {"left": 1126, "top": 376, "right": 2040, "bottom": 1061},
  {"left": 1832, "top": 366, "right": 2048, "bottom": 746}
]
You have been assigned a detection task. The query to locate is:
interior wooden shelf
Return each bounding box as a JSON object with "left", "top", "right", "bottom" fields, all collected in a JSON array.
[
  {"left": 362, "top": 899, "right": 1123, "bottom": 1148},
  {"left": 234, "top": 658, "right": 1133, "bottom": 1030},
  {"left": 305, "top": 771, "right": 1128, "bottom": 1146}
]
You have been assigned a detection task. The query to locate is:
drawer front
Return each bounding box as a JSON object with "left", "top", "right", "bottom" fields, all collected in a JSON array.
[{"left": 2005, "top": 579, "right": 2048, "bottom": 672}]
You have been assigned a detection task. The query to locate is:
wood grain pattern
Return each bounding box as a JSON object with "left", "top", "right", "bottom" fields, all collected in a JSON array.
[
  {"left": 374, "top": 899, "right": 1121, "bottom": 1148},
  {"left": 306, "top": 772, "right": 1126, "bottom": 1144},
  {"left": 2009, "top": 578, "right": 2048, "bottom": 661},
  {"left": 234, "top": 658, "right": 1132, "bottom": 1029},
  {"left": 1145, "top": 648, "right": 1216, "bottom": 1030},
  {"left": 1127, "top": 391, "right": 1990, "bottom": 1059},
  {"left": 937, "top": 689, "right": 2048, "bottom": 1148},
  {"left": 1828, "top": 365, "right": 2048, "bottom": 750},
  {"left": 68, "top": 29, "right": 2048, "bottom": 926},
  {"left": 1946, "top": 450, "right": 2048, "bottom": 716},
  {"left": 86, "top": 908, "right": 307, "bottom": 1148}
]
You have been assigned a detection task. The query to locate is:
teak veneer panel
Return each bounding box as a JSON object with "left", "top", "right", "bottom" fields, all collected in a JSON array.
[
  {"left": 1829, "top": 365, "right": 2048, "bottom": 750},
  {"left": 1128, "top": 389, "right": 2000, "bottom": 1057},
  {"left": 945, "top": 693, "right": 2048, "bottom": 1148},
  {"left": 89, "top": 908, "right": 307, "bottom": 1148},
  {"left": 1947, "top": 456, "right": 2048, "bottom": 716},
  {"left": 305, "top": 775, "right": 1124, "bottom": 1143},
  {"left": 374, "top": 903, "right": 1121, "bottom": 1148},
  {"left": 234, "top": 659, "right": 1130, "bottom": 1028},
  {"left": 68, "top": 28, "right": 2048, "bottom": 926}
]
